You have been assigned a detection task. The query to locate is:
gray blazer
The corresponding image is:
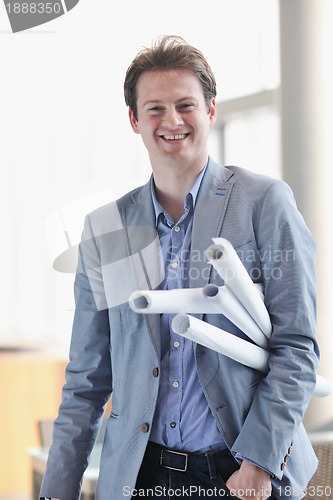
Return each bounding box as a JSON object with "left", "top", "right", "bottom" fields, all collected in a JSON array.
[{"left": 40, "top": 158, "right": 319, "bottom": 500}]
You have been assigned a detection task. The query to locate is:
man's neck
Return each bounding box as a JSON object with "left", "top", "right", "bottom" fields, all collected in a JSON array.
[
  {"left": 152, "top": 161, "right": 206, "bottom": 222},
  {"left": 154, "top": 185, "right": 186, "bottom": 223}
]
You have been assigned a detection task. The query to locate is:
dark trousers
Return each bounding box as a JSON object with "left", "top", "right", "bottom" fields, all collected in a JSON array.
[{"left": 134, "top": 442, "right": 276, "bottom": 499}]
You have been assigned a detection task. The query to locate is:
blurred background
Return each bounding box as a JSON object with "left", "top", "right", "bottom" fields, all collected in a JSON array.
[{"left": 0, "top": 0, "right": 332, "bottom": 498}]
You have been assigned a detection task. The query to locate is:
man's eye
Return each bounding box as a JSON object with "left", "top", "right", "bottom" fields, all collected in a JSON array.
[
  {"left": 179, "top": 104, "right": 194, "bottom": 111},
  {"left": 148, "top": 106, "right": 163, "bottom": 113}
]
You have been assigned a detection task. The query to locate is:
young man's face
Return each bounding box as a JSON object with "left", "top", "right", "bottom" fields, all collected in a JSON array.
[{"left": 128, "top": 68, "right": 216, "bottom": 169}]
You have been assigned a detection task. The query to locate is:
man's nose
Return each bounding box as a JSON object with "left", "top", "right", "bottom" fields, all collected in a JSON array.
[{"left": 163, "top": 108, "right": 183, "bottom": 127}]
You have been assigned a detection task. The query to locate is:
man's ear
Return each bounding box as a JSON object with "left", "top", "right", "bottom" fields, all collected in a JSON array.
[
  {"left": 128, "top": 108, "right": 140, "bottom": 134},
  {"left": 208, "top": 98, "right": 217, "bottom": 126}
]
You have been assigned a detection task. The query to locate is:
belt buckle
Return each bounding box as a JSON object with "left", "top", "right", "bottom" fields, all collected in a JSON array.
[{"left": 160, "top": 449, "right": 188, "bottom": 472}]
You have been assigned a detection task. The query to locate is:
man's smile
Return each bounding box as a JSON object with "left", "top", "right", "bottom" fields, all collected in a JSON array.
[{"left": 159, "top": 133, "right": 190, "bottom": 141}]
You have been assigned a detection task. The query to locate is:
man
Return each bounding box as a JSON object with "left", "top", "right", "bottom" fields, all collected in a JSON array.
[{"left": 40, "top": 35, "right": 319, "bottom": 500}]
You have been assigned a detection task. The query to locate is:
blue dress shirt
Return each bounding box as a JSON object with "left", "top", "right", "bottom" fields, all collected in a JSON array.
[{"left": 149, "top": 167, "right": 226, "bottom": 453}]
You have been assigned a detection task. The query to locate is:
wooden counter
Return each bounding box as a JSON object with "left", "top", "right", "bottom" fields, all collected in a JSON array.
[{"left": 0, "top": 343, "right": 68, "bottom": 496}]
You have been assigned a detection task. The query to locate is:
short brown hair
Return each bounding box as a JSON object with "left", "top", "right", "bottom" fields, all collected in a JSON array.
[{"left": 124, "top": 35, "right": 217, "bottom": 120}]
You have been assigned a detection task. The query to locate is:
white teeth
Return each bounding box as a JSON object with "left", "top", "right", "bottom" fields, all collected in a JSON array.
[{"left": 163, "top": 134, "right": 186, "bottom": 140}]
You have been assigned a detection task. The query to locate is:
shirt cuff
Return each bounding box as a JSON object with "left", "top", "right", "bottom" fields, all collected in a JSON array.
[{"left": 235, "top": 453, "right": 275, "bottom": 478}]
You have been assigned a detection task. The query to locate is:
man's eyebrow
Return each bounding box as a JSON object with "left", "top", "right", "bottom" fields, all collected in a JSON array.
[{"left": 142, "top": 100, "right": 161, "bottom": 107}]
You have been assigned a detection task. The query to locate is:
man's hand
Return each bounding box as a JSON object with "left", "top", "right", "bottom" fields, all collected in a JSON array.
[{"left": 225, "top": 460, "right": 272, "bottom": 500}]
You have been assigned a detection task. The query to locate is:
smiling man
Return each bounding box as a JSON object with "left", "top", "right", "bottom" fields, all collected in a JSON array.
[
  {"left": 128, "top": 68, "right": 216, "bottom": 223},
  {"left": 40, "top": 36, "right": 319, "bottom": 500}
]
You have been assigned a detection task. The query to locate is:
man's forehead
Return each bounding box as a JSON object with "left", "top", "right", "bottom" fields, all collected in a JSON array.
[{"left": 136, "top": 69, "right": 203, "bottom": 102}]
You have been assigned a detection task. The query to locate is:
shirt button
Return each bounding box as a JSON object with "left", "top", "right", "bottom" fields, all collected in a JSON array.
[
  {"left": 171, "top": 261, "right": 178, "bottom": 269},
  {"left": 172, "top": 381, "right": 179, "bottom": 388},
  {"left": 152, "top": 367, "right": 159, "bottom": 377},
  {"left": 170, "top": 421, "right": 177, "bottom": 428},
  {"left": 173, "top": 340, "right": 180, "bottom": 348},
  {"left": 174, "top": 226, "right": 181, "bottom": 232},
  {"left": 141, "top": 423, "right": 150, "bottom": 433}
]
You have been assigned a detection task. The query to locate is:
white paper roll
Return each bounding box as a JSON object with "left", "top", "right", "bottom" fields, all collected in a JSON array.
[
  {"left": 314, "top": 374, "right": 333, "bottom": 398},
  {"left": 172, "top": 313, "right": 269, "bottom": 371},
  {"left": 202, "top": 284, "right": 268, "bottom": 348},
  {"left": 129, "top": 288, "right": 212, "bottom": 314},
  {"left": 129, "top": 236, "right": 331, "bottom": 398},
  {"left": 171, "top": 314, "right": 331, "bottom": 398},
  {"left": 205, "top": 238, "right": 272, "bottom": 338},
  {"left": 129, "top": 286, "right": 267, "bottom": 348}
]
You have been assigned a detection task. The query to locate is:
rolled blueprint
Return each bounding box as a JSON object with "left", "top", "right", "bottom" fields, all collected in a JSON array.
[
  {"left": 171, "top": 313, "right": 331, "bottom": 398},
  {"left": 129, "top": 285, "right": 268, "bottom": 348},
  {"left": 129, "top": 236, "right": 332, "bottom": 398},
  {"left": 129, "top": 287, "right": 212, "bottom": 314},
  {"left": 205, "top": 238, "right": 272, "bottom": 338},
  {"left": 314, "top": 375, "right": 333, "bottom": 398},
  {"left": 172, "top": 313, "right": 269, "bottom": 371},
  {"left": 202, "top": 284, "right": 268, "bottom": 348}
]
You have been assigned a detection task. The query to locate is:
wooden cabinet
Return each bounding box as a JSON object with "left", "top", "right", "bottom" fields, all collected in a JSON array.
[{"left": 0, "top": 346, "right": 67, "bottom": 497}]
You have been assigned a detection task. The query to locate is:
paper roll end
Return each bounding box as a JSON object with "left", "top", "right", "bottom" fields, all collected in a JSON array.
[
  {"left": 205, "top": 244, "right": 225, "bottom": 262},
  {"left": 203, "top": 284, "right": 219, "bottom": 298},
  {"left": 172, "top": 314, "right": 190, "bottom": 335},
  {"left": 129, "top": 292, "right": 149, "bottom": 312},
  {"left": 314, "top": 374, "right": 333, "bottom": 398}
]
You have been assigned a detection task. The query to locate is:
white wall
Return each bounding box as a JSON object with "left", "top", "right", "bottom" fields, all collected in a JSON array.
[{"left": 0, "top": 0, "right": 279, "bottom": 343}]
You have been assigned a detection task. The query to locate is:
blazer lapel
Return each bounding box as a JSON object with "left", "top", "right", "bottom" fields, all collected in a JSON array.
[
  {"left": 121, "top": 179, "right": 162, "bottom": 357},
  {"left": 190, "top": 158, "right": 234, "bottom": 290}
]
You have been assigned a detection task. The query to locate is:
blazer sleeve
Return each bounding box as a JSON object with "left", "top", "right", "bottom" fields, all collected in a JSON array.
[
  {"left": 231, "top": 179, "right": 319, "bottom": 479},
  {"left": 40, "top": 215, "right": 112, "bottom": 500}
]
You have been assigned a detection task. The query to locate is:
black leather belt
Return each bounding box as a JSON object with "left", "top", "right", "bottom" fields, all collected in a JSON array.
[{"left": 147, "top": 441, "right": 234, "bottom": 474}]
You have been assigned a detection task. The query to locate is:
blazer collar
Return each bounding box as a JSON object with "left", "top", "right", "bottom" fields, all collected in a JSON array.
[
  {"left": 190, "top": 157, "right": 234, "bottom": 288},
  {"left": 121, "top": 183, "right": 162, "bottom": 357}
]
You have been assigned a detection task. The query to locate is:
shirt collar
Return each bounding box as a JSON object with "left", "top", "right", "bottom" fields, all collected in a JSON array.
[{"left": 150, "top": 163, "right": 208, "bottom": 225}]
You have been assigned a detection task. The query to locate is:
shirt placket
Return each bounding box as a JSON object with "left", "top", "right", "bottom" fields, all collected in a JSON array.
[{"left": 164, "top": 217, "right": 189, "bottom": 447}]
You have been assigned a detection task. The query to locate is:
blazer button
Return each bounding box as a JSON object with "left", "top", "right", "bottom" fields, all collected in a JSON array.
[
  {"left": 281, "top": 463, "right": 286, "bottom": 471},
  {"left": 141, "top": 423, "right": 150, "bottom": 433},
  {"left": 152, "top": 367, "right": 159, "bottom": 377}
]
